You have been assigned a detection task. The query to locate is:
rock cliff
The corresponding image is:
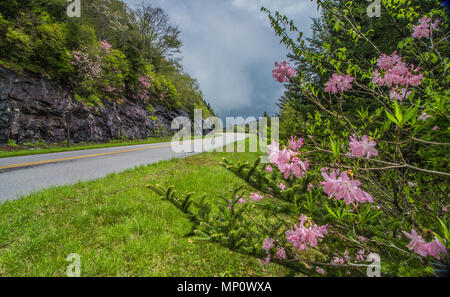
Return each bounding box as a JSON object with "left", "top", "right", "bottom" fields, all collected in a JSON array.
[{"left": 0, "top": 67, "right": 191, "bottom": 144}]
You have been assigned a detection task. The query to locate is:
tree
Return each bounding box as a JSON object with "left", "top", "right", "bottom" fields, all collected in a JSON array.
[{"left": 133, "top": 3, "right": 182, "bottom": 64}]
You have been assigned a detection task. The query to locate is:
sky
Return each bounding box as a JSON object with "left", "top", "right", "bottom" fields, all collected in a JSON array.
[{"left": 124, "top": 0, "right": 320, "bottom": 120}]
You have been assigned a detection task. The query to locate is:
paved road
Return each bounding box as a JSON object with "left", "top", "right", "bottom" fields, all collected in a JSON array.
[{"left": 0, "top": 133, "right": 248, "bottom": 201}]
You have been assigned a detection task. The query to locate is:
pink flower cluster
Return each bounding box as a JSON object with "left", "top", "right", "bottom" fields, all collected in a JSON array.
[
  {"left": 412, "top": 17, "right": 440, "bottom": 39},
  {"left": 349, "top": 135, "right": 378, "bottom": 158},
  {"left": 100, "top": 40, "right": 112, "bottom": 53},
  {"left": 418, "top": 112, "right": 432, "bottom": 121},
  {"left": 268, "top": 142, "right": 309, "bottom": 180},
  {"left": 403, "top": 229, "right": 447, "bottom": 260},
  {"left": 260, "top": 238, "right": 286, "bottom": 266},
  {"left": 289, "top": 136, "right": 304, "bottom": 151},
  {"left": 285, "top": 215, "right": 328, "bottom": 251},
  {"left": 372, "top": 51, "right": 423, "bottom": 101},
  {"left": 272, "top": 61, "right": 296, "bottom": 83},
  {"left": 71, "top": 50, "right": 102, "bottom": 80},
  {"left": 321, "top": 170, "right": 374, "bottom": 205},
  {"left": 250, "top": 192, "right": 265, "bottom": 202},
  {"left": 324, "top": 73, "right": 354, "bottom": 94},
  {"left": 139, "top": 75, "right": 151, "bottom": 89}
]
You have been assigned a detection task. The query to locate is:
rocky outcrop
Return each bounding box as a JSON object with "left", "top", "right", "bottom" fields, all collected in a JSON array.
[{"left": 0, "top": 67, "right": 191, "bottom": 144}]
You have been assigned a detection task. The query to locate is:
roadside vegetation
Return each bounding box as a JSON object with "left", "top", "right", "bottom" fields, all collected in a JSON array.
[{"left": 0, "top": 138, "right": 290, "bottom": 276}]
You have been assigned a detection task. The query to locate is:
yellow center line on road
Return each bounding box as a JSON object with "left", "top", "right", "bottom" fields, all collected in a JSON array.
[{"left": 0, "top": 138, "right": 210, "bottom": 170}]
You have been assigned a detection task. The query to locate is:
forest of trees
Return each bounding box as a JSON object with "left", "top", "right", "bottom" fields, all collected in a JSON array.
[{"left": 0, "top": 0, "right": 214, "bottom": 117}]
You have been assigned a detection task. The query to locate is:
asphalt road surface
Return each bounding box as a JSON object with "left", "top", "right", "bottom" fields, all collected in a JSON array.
[{"left": 0, "top": 133, "right": 248, "bottom": 201}]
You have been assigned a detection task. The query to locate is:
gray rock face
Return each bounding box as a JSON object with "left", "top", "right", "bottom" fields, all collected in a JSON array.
[{"left": 0, "top": 67, "right": 191, "bottom": 144}]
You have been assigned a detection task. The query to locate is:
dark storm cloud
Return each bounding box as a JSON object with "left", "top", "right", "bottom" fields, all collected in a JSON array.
[{"left": 124, "top": 0, "right": 319, "bottom": 119}]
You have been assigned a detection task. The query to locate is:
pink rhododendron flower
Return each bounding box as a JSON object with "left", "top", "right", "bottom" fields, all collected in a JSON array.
[
  {"left": 324, "top": 73, "right": 354, "bottom": 94},
  {"left": 372, "top": 52, "right": 423, "bottom": 89},
  {"left": 427, "top": 238, "right": 447, "bottom": 260},
  {"left": 272, "top": 61, "right": 296, "bottom": 83},
  {"left": 432, "top": 125, "right": 439, "bottom": 131},
  {"left": 285, "top": 215, "right": 328, "bottom": 251},
  {"left": 349, "top": 135, "right": 378, "bottom": 158},
  {"left": 278, "top": 183, "right": 286, "bottom": 191},
  {"left": 237, "top": 198, "right": 247, "bottom": 204},
  {"left": 250, "top": 192, "right": 264, "bottom": 202},
  {"left": 389, "top": 88, "right": 412, "bottom": 101},
  {"left": 307, "top": 183, "right": 314, "bottom": 192},
  {"left": 403, "top": 229, "right": 447, "bottom": 259},
  {"left": 443, "top": 207, "right": 448, "bottom": 213},
  {"left": 139, "top": 76, "right": 151, "bottom": 89},
  {"left": 267, "top": 141, "right": 309, "bottom": 179},
  {"left": 331, "top": 257, "right": 345, "bottom": 265},
  {"left": 262, "top": 238, "right": 275, "bottom": 253},
  {"left": 412, "top": 17, "right": 440, "bottom": 38},
  {"left": 321, "top": 170, "right": 374, "bottom": 205},
  {"left": 343, "top": 250, "right": 350, "bottom": 262},
  {"left": 265, "top": 165, "right": 273, "bottom": 172},
  {"left": 101, "top": 40, "right": 112, "bottom": 52},
  {"left": 276, "top": 247, "right": 286, "bottom": 259},
  {"left": 356, "top": 250, "right": 366, "bottom": 262},
  {"left": 316, "top": 267, "right": 325, "bottom": 275},
  {"left": 289, "top": 136, "right": 304, "bottom": 151},
  {"left": 418, "top": 112, "right": 432, "bottom": 121}
]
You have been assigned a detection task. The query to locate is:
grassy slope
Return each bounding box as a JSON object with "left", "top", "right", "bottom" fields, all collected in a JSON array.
[{"left": 0, "top": 139, "right": 288, "bottom": 276}]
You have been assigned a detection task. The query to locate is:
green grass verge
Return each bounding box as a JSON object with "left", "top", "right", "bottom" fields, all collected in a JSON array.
[
  {"left": 0, "top": 134, "right": 226, "bottom": 159},
  {"left": 0, "top": 137, "right": 171, "bottom": 159},
  {"left": 0, "top": 139, "right": 288, "bottom": 276}
]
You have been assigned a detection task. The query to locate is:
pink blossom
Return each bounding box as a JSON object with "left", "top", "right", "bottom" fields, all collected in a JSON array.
[
  {"left": 343, "top": 249, "right": 350, "bottom": 262},
  {"left": 100, "top": 40, "right": 112, "bottom": 52},
  {"left": 432, "top": 125, "right": 439, "bottom": 131},
  {"left": 307, "top": 183, "right": 314, "bottom": 192},
  {"left": 331, "top": 257, "right": 345, "bottom": 265},
  {"left": 267, "top": 141, "right": 309, "bottom": 179},
  {"left": 412, "top": 17, "right": 440, "bottom": 39},
  {"left": 359, "top": 236, "right": 368, "bottom": 242},
  {"left": 237, "top": 198, "right": 247, "bottom": 204},
  {"left": 276, "top": 247, "right": 286, "bottom": 259},
  {"left": 286, "top": 215, "right": 328, "bottom": 251},
  {"left": 389, "top": 88, "right": 412, "bottom": 101},
  {"left": 258, "top": 255, "right": 271, "bottom": 267},
  {"left": 278, "top": 183, "right": 286, "bottom": 191},
  {"left": 139, "top": 76, "right": 151, "bottom": 89},
  {"left": 356, "top": 250, "right": 366, "bottom": 262},
  {"left": 418, "top": 112, "right": 432, "bottom": 121},
  {"left": 402, "top": 229, "right": 443, "bottom": 258},
  {"left": 289, "top": 136, "right": 304, "bottom": 151},
  {"left": 250, "top": 192, "right": 264, "bottom": 202},
  {"left": 262, "top": 238, "right": 275, "bottom": 253},
  {"left": 272, "top": 61, "right": 296, "bottom": 83},
  {"left": 265, "top": 165, "right": 273, "bottom": 172},
  {"left": 324, "top": 73, "right": 354, "bottom": 94},
  {"left": 427, "top": 238, "right": 447, "bottom": 260},
  {"left": 443, "top": 207, "right": 448, "bottom": 213},
  {"left": 349, "top": 135, "right": 378, "bottom": 158},
  {"left": 316, "top": 267, "right": 325, "bottom": 275},
  {"left": 321, "top": 170, "right": 374, "bottom": 205},
  {"left": 372, "top": 52, "right": 423, "bottom": 89}
]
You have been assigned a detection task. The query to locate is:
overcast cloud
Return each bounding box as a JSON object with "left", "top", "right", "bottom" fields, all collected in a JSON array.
[{"left": 124, "top": 0, "right": 320, "bottom": 119}]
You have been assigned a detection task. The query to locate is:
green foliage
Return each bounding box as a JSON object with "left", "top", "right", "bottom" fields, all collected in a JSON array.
[{"left": 0, "top": 0, "right": 214, "bottom": 117}]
